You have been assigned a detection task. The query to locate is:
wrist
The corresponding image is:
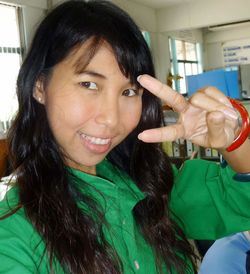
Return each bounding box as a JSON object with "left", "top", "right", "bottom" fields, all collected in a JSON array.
[
  {"left": 226, "top": 98, "right": 249, "bottom": 152},
  {"left": 220, "top": 155, "right": 250, "bottom": 182}
]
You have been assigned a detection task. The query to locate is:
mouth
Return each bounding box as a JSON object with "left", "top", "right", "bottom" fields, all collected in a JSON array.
[
  {"left": 80, "top": 133, "right": 111, "bottom": 145},
  {"left": 79, "top": 132, "right": 113, "bottom": 154}
]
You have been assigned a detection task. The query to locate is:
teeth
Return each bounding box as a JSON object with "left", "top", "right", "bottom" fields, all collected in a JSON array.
[{"left": 81, "top": 133, "right": 111, "bottom": 145}]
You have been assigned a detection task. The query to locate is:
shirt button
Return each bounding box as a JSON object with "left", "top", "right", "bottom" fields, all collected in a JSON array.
[
  {"left": 134, "top": 260, "right": 140, "bottom": 270},
  {"left": 122, "top": 219, "right": 126, "bottom": 225}
]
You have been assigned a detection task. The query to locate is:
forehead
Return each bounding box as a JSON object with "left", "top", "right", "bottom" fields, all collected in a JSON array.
[
  {"left": 62, "top": 39, "right": 116, "bottom": 72},
  {"left": 54, "top": 38, "right": 139, "bottom": 87}
]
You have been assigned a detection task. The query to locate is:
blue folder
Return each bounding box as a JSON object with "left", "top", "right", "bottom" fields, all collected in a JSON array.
[{"left": 186, "top": 69, "right": 241, "bottom": 99}]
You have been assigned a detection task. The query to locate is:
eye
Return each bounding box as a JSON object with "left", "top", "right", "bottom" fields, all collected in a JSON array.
[
  {"left": 122, "top": 88, "right": 138, "bottom": 97},
  {"left": 79, "top": 81, "right": 98, "bottom": 90}
]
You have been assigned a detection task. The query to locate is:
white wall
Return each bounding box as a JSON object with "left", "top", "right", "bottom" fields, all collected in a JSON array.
[
  {"left": 52, "top": 0, "right": 64, "bottom": 6},
  {"left": 51, "top": 0, "right": 162, "bottom": 79},
  {"left": 112, "top": 0, "right": 156, "bottom": 32},
  {"left": 111, "top": 1, "right": 170, "bottom": 81},
  {"left": 52, "top": 0, "right": 158, "bottom": 33},
  {"left": 157, "top": 0, "right": 250, "bottom": 32},
  {"left": 4, "top": 0, "right": 250, "bottom": 79},
  {"left": 21, "top": 6, "right": 46, "bottom": 49},
  {"left": 0, "top": 0, "right": 46, "bottom": 9},
  {"left": 113, "top": 1, "right": 208, "bottom": 82},
  {"left": 156, "top": 0, "right": 250, "bottom": 73},
  {"left": 7, "top": 0, "right": 249, "bottom": 81},
  {"left": 0, "top": 0, "right": 47, "bottom": 49},
  {"left": 204, "top": 24, "right": 250, "bottom": 70}
]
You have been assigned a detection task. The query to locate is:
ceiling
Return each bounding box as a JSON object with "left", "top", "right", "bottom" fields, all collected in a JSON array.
[{"left": 130, "top": 0, "right": 197, "bottom": 9}]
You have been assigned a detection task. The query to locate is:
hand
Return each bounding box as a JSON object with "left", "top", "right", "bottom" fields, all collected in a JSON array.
[{"left": 137, "top": 74, "right": 239, "bottom": 150}]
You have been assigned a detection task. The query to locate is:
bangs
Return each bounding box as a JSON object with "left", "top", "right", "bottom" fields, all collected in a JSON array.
[
  {"left": 72, "top": 35, "right": 151, "bottom": 90},
  {"left": 108, "top": 30, "right": 153, "bottom": 87},
  {"left": 42, "top": 0, "right": 154, "bottom": 86},
  {"left": 114, "top": 43, "right": 145, "bottom": 89},
  {"left": 73, "top": 37, "right": 103, "bottom": 74}
]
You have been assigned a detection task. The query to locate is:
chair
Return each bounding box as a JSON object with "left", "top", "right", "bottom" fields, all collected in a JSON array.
[{"left": 0, "top": 138, "right": 8, "bottom": 178}]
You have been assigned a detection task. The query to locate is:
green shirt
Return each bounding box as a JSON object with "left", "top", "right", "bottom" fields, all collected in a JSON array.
[{"left": 0, "top": 159, "right": 250, "bottom": 273}]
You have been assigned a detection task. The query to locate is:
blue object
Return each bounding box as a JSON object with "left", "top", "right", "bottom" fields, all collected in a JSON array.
[
  {"left": 225, "top": 70, "right": 241, "bottom": 99},
  {"left": 247, "top": 250, "right": 250, "bottom": 274},
  {"left": 233, "top": 173, "right": 250, "bottom": 182},
  {"left": 220, "top": 156, "right": 250, "bottom": 182},
  {"left": 199, "top": 232, "right": 250, "bottom": 274},
  {"left": 186, "top": 69, "right": 241, "bottom": 99}
]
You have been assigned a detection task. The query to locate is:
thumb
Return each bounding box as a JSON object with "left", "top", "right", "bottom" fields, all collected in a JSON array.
[
  {"left": 138, "top": 124, "right": 185, "bottom": 143},
  {"left": 207, "top": 111, "right": 233, "bottom": 148}
]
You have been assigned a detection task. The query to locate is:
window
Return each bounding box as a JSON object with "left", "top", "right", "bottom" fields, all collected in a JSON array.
[
  {"left": 142, "top": 31, "right": 151, "bottom": 47},
  {"left": 0, "top": 3, "right": 22, "bottom": 132},
  {"left": 169, "top": 38, "right": 202, "bottom": 94}
]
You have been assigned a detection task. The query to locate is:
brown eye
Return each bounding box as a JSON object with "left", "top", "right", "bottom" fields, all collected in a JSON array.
[
  {"left": 79, "top": 81, "right": 98, "bottom": 90},
  {"left": 123, "top": 89, "right": 138, "bottom": 97}
]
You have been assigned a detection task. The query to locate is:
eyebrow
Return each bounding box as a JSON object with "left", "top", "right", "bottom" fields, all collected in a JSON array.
[
  {"left": 77, "top": 70, "right": 106, "bottom": 79},
  {"left": 77, "top": 70, "right": 136, "bottom": 87}
]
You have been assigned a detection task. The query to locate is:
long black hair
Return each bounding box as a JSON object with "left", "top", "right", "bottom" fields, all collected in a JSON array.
[{"left": 7, "top": 0, "right": 197, "bottom": 273}]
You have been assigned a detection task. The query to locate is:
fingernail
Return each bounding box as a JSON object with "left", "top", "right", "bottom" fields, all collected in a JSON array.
[
  {"left": 137, "top": 133, "right": 143, "bottom": 140},
  {"left": 137, "top": 75, "right": 142, "bottom": 82}
]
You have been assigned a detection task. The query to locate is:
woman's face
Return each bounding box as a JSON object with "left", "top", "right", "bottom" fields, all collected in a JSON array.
[{"left": 34, "top": 42, "right": 143, "bottom": 174}]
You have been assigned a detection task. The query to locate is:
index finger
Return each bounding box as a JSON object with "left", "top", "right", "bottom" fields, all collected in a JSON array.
[{"left": 137, "top": 74, "right": 188, "bottom": 113}]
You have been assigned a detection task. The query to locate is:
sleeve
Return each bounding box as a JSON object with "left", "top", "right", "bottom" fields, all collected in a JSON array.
[
  {"left": 0, "top": 226, "right": 36, "bottom": 274},
  {"left": 169, "top": 159, "right": 250, "bottom": 240},
  {"left": 0, "top": 188, "right": 64, "bottom": 274}
]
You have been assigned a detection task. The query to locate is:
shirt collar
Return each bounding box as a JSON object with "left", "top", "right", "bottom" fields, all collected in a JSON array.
[{"left": 67, "top": 159, "right": 145, "bottom": 202}]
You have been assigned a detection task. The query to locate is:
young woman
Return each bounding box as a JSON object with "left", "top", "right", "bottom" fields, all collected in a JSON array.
[{"left": 0, "top": 1, "right": 250, "bottom": 273}]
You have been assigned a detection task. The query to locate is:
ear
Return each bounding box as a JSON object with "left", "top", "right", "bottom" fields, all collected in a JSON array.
[{"left": 33, "top": 78, "right": 45, "bottom": 104}]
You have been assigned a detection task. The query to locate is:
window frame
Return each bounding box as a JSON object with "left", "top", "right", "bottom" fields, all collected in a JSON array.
[{"left": 169, "top": 37, "right": 201, "bottom": 94}]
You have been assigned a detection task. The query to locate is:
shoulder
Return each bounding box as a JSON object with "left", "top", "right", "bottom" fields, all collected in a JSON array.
[
  {"left": 174, "top": 158, "right": 219, "bottom": 175},
  {"left": 171, "top": 159, "right": 219, "bottom": 193},
  {"left": 0, "top": 187, "right": 49, "bottom": 273},
  {"left": 173, "top": 158, "right": 239, "bottom": 184}
]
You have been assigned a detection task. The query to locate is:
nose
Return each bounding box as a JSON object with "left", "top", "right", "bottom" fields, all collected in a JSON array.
[{"left": 95, "top": 96, "right": 119, "bottom": 129}]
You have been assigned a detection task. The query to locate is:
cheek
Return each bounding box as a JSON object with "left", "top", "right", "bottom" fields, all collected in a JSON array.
[
  {"left": 45, "top": 96, "right": 95, "bottom": 130},
  {"left": 122, "top": 101, "right": 142, "bottom": 131}
]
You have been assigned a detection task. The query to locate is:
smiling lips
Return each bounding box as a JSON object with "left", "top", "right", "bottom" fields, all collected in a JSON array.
[{"left": 80, "top": 133, "right": 112, "bottom": 154}]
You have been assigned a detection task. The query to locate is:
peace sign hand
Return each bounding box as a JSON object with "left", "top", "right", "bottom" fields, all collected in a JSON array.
[{"left": 137, "top": 74, "right": 239, "bottom": 150}]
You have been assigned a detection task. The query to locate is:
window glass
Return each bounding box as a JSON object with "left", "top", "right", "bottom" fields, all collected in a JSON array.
[
  {"left": 192, "top": 63, "right": 198, "bottom": 75},
  {"left": 175, "top": 40, "right": 184, "bottom": 60},
  {"left": 185, "top": 42, "right": 196, "bottom": 61},
  {"left": 178, "top": 63, "right": 186, "bottom": 93},
  {"left": 185, "top": 63, "right": 192, "bottom": 76},
  {"left": 0, "top": 5, "right": 20, "bottom": 46},
  {"left": 169, "top": 38, "right": 173, "bottom": 59},
  {"left": 142, "top": 31, "right": 151, "bottom": 47},
  {"left": 169, "top": 37, "right": 202, "bottom": 95},
  {"left": 178, "top": 63, "right": 185, "bottom": 78},
  {"left": 0, "top": 4, "right": 21, "bottom": 131}
]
